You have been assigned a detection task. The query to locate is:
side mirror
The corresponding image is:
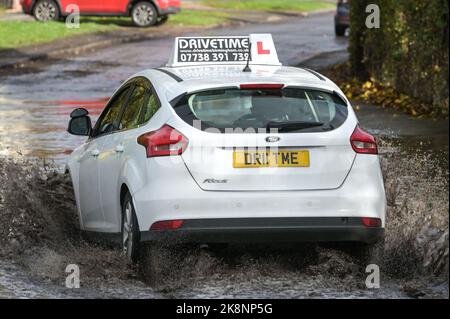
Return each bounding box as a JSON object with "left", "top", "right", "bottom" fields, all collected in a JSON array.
[
  {"left": 68, "top": 108, "right": 92, "bottom": 136},
  {"left": 70, "top": 108, "right": 89, "bottom": 118}
]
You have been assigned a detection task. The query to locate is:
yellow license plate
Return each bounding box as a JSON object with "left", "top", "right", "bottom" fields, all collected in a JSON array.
[{"left": 233, "top": 150, "right": 310, "bottom": 168}]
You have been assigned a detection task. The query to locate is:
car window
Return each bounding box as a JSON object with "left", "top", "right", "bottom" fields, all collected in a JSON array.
[
  {"left": 118, "top": 84, "right": 161, "bottom": 131},
  {"left": 141, "top": 92, "right": 160, "bottom": 123},
  {"left": 173, "top": 87, "right": 348, "bottom": 133},
  {"left": 119, "top": 85, "right": 147, "bottom": 130},
  {"left": 93, "top": 87, "right": 131, "bottom": 137}
]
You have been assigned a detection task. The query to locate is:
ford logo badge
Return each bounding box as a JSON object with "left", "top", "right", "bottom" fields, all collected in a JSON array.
[{"left": 266, "top": 136, "right": 280, "bottom": 143}]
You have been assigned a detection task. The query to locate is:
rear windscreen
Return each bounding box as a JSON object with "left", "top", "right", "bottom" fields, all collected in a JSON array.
[{"left": 173, "top": 87, "right": 348, "bottom": 133}]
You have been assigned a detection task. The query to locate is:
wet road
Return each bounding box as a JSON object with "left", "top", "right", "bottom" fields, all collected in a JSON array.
[{"left": 0, "top": 12, "right": 348, "bottom": 163}]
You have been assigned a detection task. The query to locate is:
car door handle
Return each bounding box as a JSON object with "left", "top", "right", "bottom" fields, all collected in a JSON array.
[
  {"left": 91, "top": 149, "right": 100, "bottom": 157},
  {"left": 115, "top": 145, "right": 125, "bottom": 153}
]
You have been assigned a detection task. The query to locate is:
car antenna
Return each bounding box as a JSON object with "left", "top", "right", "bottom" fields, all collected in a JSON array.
[{"left": 243, "top": 42, "right": 252, "bottom": 72}]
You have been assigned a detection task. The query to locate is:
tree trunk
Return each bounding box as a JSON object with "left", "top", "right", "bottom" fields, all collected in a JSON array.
[{"left": 348, "top": 0, "right": 369, "bottom": 78}]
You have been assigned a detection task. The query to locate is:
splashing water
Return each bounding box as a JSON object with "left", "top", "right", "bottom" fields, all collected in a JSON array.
[{"left": 0, "top": 136, "right": 448, "bottom": 298}]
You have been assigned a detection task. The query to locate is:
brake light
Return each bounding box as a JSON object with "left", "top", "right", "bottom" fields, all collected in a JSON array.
[
  {"left": 137, "top": 124, "right": 188, "bottom": 157},
  {"left": 350, "top": 126, "right": 378, "bottom": 154},
  {"left": 150, "top": 220, "right": 184, "bottom": 231},
  {"left": 240, "top": 84, "right": 284, "bottom": 89},
  {"left": 362, "top": 217, "right": 382, "bottom": 228}
]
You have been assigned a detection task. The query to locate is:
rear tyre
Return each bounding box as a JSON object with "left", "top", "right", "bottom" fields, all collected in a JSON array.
[
  {"left": 207, "top": 243, "right": 229, "bottom": 251},
  {"left": 335, "top": 25, "right": 347, "bottom": 37},
  {"left": 131, "top": 1, "right": 158, "bottom": 27},
  {"left": 33, "top": 0, "right": 60, "bottom": 22},
  {"left": 121, "top": 192, "right": 141, "bottom": 264},
  {"left": 206, "top": 243, "right": 229, "bottom": 257}
]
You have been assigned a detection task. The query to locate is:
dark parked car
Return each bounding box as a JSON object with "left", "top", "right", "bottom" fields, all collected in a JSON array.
[
  {"left": 334, "top": 0, "right": 350, "bottom": 36},
  {"left": 21, "top": 0, "right": 181, "bottom": 27}
]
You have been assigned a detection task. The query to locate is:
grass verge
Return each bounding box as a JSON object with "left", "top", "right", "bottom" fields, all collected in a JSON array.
[
  {"left": 0, "top": 10, "right": 229, "bottom": 49},
  {"left": 168, "top": 9, "right": 230, "bottom": 26},
  {"left": 202, "top": 0, "right": 335, "bottom": 12},
  {"left": 81, "top": 10, "right": 230, "bottom": 27},
  {"left": 0, "top": 19, "right": 118, "bottom": 49}
]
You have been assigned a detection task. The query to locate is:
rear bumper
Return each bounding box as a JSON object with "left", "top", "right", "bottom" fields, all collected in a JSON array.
[
  {"left": 133, "top": 155, "right": 387, "bottom": 234},
  {"left": 140, "top": 217, "right": 384, "bottom": 244}
]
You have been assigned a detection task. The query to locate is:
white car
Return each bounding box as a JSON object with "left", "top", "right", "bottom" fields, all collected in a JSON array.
[{"left": 66, "top": 35, "right": 386, "bottom": 280}]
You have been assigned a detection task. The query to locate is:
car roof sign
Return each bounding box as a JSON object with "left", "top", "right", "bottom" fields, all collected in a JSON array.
[{"left": 167, "top": 34, "right": 281, "bottom": 67}]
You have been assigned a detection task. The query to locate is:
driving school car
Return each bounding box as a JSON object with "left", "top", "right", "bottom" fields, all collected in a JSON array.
[{"left": 66, "top": 34, "right": 386, "bottom": 279}]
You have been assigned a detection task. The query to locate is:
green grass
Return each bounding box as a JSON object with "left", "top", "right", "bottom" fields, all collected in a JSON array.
[
  {"left": 81, "top": 10, "right": 230, "bottom": 27},
  {"left": 0, "top": 19, "right": 118, "bottom": 49},
  {"left": 0, "top": 10, "right": 229, "bottom": 49},
  {"left": 169, "top": 9, "right": 229, "bottom": 26},
  {"left": 202, "top": 0, "right": 335, "bottom": 12}
]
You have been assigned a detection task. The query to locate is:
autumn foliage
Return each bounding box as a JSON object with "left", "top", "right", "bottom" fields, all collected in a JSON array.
[{"left": 348, "top": 0, "right": 449, "bottom": 117}]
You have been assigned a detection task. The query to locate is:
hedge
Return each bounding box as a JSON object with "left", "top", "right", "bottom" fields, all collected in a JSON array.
[
  {"left": 0, "top": 0, "right": 12, "bottom": 7},
  {"left": 349, "top": 0, "right": 449, "bottom": 115}
]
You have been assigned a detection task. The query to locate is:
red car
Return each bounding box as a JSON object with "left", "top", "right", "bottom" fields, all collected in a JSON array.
[{"left": 21, "top": 0, "right": 181, "bottom": 27}]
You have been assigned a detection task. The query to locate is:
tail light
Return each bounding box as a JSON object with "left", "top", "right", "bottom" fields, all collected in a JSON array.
[
  {"left": 362, "top": 217, "right": 382, "bottom": 228},
  {"left": 150, "top": 220, "right": 184, "bottom": 231},
  {"left": 350, "top": 126, "right": 378, "bottom": 154},
  {"left": 137, "top": 124, "right": 188, "bottom": 157}
]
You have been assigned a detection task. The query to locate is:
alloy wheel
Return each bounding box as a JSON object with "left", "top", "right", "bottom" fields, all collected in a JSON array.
[
  {"left": 35, "top": 1, "right": 57, "bottom": 21},
  {"left": 133, "top": 3, "right": 155, "bottom": 27}
]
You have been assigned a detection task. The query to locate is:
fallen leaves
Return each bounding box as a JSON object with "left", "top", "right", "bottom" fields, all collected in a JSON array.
[{"left": 322, "top": 63, "right": 449, "bottom": 118}]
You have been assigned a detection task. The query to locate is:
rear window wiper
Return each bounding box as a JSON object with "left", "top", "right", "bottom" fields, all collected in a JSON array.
[{"left": 266, "top": 121, "right": 324, "bottom": 132}]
